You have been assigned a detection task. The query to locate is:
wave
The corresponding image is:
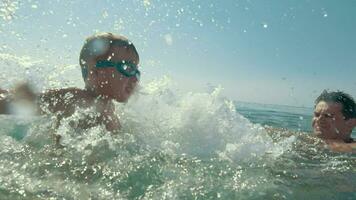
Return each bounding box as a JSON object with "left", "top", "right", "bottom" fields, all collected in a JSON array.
[{"left": 2, "top": 53, "right": 353, "bottom": 199}]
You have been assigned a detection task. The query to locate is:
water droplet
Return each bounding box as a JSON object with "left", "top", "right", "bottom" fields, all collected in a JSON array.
[
  {"left": 164, "top": 34, "right": 173, "bottom": 45},
  {"left": 31, "top": 4, "right": 38, "bottom": 9},
  {"left": 143, "top": 0, "right": 151, "bottom": 8},
  {"left": 102, "top": 10, "right": 108, "bottom": 19}
]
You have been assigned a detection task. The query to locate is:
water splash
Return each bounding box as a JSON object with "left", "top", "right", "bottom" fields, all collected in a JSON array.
[
  {"left": 0, "top": 54, "right": 355, "bottom": 199},
  {"left": 0, "top": 0, "right": 19, "bottom": 21}
]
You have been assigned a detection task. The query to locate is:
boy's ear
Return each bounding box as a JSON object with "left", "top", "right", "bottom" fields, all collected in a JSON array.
[
  {"left": 85, "top": 68, "right": 99, "bottom": 88},
  {"left": 89, "top": 68, "right": 98, "bottom": 79}
]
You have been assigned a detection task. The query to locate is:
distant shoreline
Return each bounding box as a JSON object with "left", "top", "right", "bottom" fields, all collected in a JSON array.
[{"left": 234, "top": 100, "right": 313, "bottom": 109}]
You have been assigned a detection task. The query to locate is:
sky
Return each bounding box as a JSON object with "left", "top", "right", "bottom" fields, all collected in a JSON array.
[{"left": 0, "top": 0, "right": 355, "bottom": 107}]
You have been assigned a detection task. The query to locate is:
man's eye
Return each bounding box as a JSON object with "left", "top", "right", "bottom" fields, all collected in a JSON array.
[{"left": 325, "top": 113, "right": 333, "bottom": 118}]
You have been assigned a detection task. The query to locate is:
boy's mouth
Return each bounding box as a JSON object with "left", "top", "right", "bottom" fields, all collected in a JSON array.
[{"left": 125, "top": 87, "right": 134, "bottom": 94}]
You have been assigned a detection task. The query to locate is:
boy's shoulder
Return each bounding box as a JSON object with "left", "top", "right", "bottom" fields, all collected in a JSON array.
[
  {"left": 39, "top": 88, "right": 93, "bottom": 115},
  {"left": 42, "top": 87, "right": 85, "bottom": 95},
  {"left": 41, "top": 87, "right": 93, "bottom": 100}
]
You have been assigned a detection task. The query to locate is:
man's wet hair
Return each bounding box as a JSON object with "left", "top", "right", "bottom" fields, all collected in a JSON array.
[{"left": 315, "top": 90, "right": 356, "bottom": 119}]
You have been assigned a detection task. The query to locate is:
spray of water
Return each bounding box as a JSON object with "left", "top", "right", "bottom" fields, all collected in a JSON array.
[{"left": 1, "top": 53, "right": 354, "bottom": 199}]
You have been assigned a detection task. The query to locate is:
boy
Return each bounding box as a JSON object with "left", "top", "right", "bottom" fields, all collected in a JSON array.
[{"left": 0, "top": 32, "right": 140, "bottom": 135}]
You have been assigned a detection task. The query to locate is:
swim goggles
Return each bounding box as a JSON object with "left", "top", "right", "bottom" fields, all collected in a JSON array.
[{"left": 96, "top": 60, "right": 141, "bottom": 80}]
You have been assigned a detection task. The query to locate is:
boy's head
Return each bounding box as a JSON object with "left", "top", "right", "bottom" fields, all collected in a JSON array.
[{"left": 79, "top": 33, "right": 140, "bottom": 102}]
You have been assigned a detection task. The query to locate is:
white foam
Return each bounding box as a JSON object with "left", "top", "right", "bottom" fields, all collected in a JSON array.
[{"left": 120, "top": 77, "right": 283, "bottom": 161}]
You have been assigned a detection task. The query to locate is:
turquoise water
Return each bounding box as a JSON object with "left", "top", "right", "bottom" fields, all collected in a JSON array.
[
  {"left": 236, "top": 102, "right": 313, "bottom": 132},
  {"left": 1, "top": 89, "right": 356, "bottom": 199},
  {"left": 236, "top": 101, "right": 356, "bottom": 138},
  {"left": 1, "top": 1, "right": 356, "bottom": 198}
]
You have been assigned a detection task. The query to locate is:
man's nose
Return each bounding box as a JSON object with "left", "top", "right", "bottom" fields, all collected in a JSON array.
[
  {"left": 315, "top": 115, "right": 324, "bottom": 122},
  {"left": 318, "top": 115, "right": 325, "bottom": 120},
  {"left": 319, "top": 115, "right": 331, "bottom": 123}
]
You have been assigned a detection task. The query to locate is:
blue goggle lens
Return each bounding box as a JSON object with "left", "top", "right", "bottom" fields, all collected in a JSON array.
[{"left": 96, "top": 60, "right": 140, "bottom": 79}]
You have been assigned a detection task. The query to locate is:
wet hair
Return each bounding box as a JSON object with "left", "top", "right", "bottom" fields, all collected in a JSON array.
[
  {"left": 79, "top": 32, "right": 139, "bottom": 80},
  {"left": 315, "top": 90, "right": 356, "bottom": 119}
]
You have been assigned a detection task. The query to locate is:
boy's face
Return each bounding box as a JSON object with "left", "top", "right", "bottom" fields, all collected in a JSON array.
[{"left": 89, "top": 45, "right": 139, "bottom": 102}]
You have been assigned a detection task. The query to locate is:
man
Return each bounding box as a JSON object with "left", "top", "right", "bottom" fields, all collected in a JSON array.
[{"left": 313, "top": 90, "right": 356, "bottom": 152}]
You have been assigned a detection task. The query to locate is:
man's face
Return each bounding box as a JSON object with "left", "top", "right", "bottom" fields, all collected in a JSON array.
[
  {"left": 312, "top": 101, "right": 349, "bottom": 139},
  {"left": 90, "top": 45, "right": 139, "bottom": 102}
]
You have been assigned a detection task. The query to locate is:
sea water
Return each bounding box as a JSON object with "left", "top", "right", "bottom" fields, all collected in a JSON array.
[{"left": 1, "top": 54, "right": 356, "bottom": 200}]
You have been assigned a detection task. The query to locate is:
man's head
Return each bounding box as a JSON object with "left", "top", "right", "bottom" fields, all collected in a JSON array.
[
  {"left": 313, "top": 90, "right": 356, "bottom": 140},
  {"left": 79, "top": 33, "right": 140, "bottom": 102}
]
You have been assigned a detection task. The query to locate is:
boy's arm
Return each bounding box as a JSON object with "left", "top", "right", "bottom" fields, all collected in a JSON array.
[
  {"left": 102, "top": 103, "right": 121, "bottom": 133},
  {"left": 0, "top": 83, "right": 77, "bottom": 116},
  {"left": 0, "top": 89, "right": 9, "bottom": 114},
  {"left": 0, "top": 84, "right": 38, "bottom": 115},
  {"left": 1, "top": 83, "right": 39, "bottom": 115}
]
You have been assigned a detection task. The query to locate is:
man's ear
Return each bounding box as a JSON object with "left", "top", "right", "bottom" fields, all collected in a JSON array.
[{"left": 345, "top": 118, "right": 356, "bottom": 129}]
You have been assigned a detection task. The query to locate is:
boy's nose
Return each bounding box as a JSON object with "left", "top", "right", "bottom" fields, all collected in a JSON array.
[
  {"left": 128, "top": 77, "right": 139, "bottom": 87},
  {"left": 130, "top": 74, "right": 140, "bottom": 82}
]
